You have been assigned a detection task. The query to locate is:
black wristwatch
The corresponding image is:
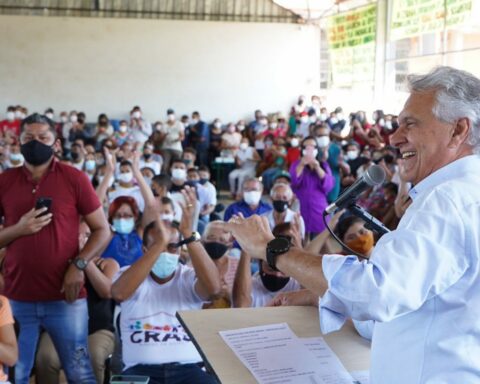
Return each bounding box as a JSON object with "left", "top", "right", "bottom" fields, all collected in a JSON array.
[
  {"left": 266, "top": 236, "right": 291, "bottom": 272},
  {"left": 72, "top": 257, "right": 88, "bottom": 271},
  {"left": 182, "top": 231, "right": 201, "bottom": 246}
]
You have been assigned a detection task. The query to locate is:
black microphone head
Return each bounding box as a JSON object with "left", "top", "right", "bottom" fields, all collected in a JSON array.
[{"left": 364, "top": 164, "right": 386, "bottom": 186}]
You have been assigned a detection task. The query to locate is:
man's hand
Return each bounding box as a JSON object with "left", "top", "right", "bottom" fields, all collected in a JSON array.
[
  {"left": 267, "top": 289, "right": 318, "bottom": 307},
  {"left": 179, "top": 186, "right": 197, "bottom": 237},
  {"left": 15, "top": 208, "right": 52, "bottom": 236},
  {"left": 62, "top": 263, "right": 85, "bottom": 303},
  {"left": 225, "top": 214, "right": 275, "bottom": 261}
]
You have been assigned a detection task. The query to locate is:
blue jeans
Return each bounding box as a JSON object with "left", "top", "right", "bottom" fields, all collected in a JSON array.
[
  {"left": 10, "top": 299, "right": 96, "bottom": 384},
  {"left": 123, "top": 363, "right": 219, "bottom": 384}
]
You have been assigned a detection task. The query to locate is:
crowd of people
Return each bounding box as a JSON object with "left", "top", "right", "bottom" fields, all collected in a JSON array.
[{"left": 0, "top": 65, "right": 467, "bottom": 384}]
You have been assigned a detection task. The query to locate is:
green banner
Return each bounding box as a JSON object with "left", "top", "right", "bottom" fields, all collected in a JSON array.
[
  {"left": 390, "top": 0, "right": 473, "bottom": 41},
  {"left": 327, "top": 4, "right": 377, "bottom": 87}
]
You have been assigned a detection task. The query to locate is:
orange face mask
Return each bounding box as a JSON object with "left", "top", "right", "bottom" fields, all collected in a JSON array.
[{"left": 345, "top": 232, "right": 374, "bottom": 256}]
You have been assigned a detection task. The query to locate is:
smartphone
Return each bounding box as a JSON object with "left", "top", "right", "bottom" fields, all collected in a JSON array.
[
  {"left": 110, "top": 375, "right": 150, "bottom": 384},
  {"left": 35, "top": 197, "right": 53, "bottom": 216}
]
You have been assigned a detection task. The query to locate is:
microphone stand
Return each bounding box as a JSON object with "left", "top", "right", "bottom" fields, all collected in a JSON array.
[{"left": 347, "top": 204, "right": 390, "bottom": 235}]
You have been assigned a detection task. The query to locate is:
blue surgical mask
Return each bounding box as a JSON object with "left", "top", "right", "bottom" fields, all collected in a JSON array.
[
  {"left": 152, "top": 252, "right": 179, "bottom": 278},
  {"left": 85, "top": 159, "right": 96, "bottom": 171},
  {"left": 112, "top": 218, "right": 135, "bottom": 234}
]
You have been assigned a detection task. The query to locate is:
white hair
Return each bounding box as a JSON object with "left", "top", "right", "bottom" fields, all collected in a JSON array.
[
  {"left": 407, "top": 66, "right": 480, "bottom": 154},
  {"left": 270, "top": 182, "right": 293, "bottom": 200}
]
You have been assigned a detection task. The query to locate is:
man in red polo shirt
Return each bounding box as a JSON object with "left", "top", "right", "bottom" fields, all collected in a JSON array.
[{"left": 0, "top": 113, "right": 110, "bottom": 384}]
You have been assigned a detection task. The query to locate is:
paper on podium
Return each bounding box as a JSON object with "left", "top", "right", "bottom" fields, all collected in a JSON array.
[{"left": 219, "top": 323, "right": 355, "bottom": 384}]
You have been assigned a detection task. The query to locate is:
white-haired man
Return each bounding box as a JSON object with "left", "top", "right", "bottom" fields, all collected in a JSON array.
[{"left": 226, "top": 66, "right": 480, "bottom": 383}]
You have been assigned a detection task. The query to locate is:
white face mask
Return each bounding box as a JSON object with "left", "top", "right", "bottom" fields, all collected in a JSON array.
[
  {"left": 132, "top": 111, "right": 141, "bottom": 119},
  {"left": 118, "top": 172, "right": 133, "bottom": 184},
  {"left": 160, "top": 213, "right": 174, "bottom": 222},
  {"left": 269, "top": 123, "right": 278, "bottom": 129},
  {"left": 237, "top": 125, "right": 245, "bottom": 132},
  {"left": 316, "top": 136, "right": 330, "bottom": 148},
  {"left": 290, "top": 138, "right": 299, "bottom": 148},
  {"left": 98, "top": 175, "right": 114, "bottom": 187},
  {"left": 243, "top": 190, "right": 262, "bottom": 206},
  {"left": 259, "top": 119, "right": 268, "bottom": 126},
  {"left": 6, "top": 111, "right": 15, "bottom": 121},
  {"left": 171, "top": 168, "right": 187, "bottom": 181},
  {"left": 45, "top": 113, "right": 54, "bottom": 120},
  {"left": 337, "top": 113, "right": 344, "bottom": 120},
  {"left": 329, "top": 117, "right": 338, "bottom": 125},
  {"left": 300, "top": 116, "right": 309, "bottom": 124},
  {"left": 119, "top": 125, "right": 128, "bottom": 133},
  {"left": 309, "top": 116, "right": 317, "bottom": 123},
  {"left": 302, "top": 148, "right": 319, "bottom": 158},
  {"left": 15, "top": 110, "right": 23, "bottom": 119},
  {"left": 191, "top": 118, "right": 199, "bottom": 125},
  {"left": 61, "top": 115, "right": 68, "bottom": 123},
  {"left": 384, "top": 120, "right": 393, "bottom": 130},
  {"left": 319, "top": 113, "right": 328, "bottom": 121},
  {"left": 155, "top": 124, "right": 163, "bottom": 131},
  {"left": 214, "top": 122, "right": 222, "bottom": 129},
  {"left": 378, "top": 118, "right": 385, "bottom": 127},
  {"left": 240, "top": 142, "right": 248, "bottom": 151},
  {"left": 167, "top": 114, "right": 175, "bottom": 122},
  {"left": 346, "top": 150, "right": 359, "bottom": 160},
  {"left": 70, "top": 115, "right": 78, "bottom": 123}
]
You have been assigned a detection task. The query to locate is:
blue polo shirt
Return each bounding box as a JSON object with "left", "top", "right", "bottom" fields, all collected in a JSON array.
[{"left": 223, "top": 199, "right": 272, "bottom": 222}]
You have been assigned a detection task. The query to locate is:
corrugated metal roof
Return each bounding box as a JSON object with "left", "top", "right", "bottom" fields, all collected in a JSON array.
[{"left": 0, "top": 0, "right": 300, "bottom": 23}]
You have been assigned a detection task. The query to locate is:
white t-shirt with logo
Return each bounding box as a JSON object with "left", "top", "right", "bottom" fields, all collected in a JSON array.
[
  {"left": 250, "top": 273, "right": 301, "bottom": 308},
  {"left": 116, "top": 264, "right": 205, "bottom": 369}
]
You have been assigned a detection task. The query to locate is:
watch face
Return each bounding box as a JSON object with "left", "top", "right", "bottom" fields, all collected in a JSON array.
[
  {"left": 268, "top": 237, "right": 290, "bottom": 252},
  {"left": 75, "top": 258, "right": 87, "bottom": 269}
]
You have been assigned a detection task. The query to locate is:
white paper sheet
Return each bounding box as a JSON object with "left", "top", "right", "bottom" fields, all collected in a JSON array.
[
  {"left": 349, "top": 370, "right": 370, "bottom": 384},
  {"left": 219, "top": 323, "right": 355, "bottom": 384}
]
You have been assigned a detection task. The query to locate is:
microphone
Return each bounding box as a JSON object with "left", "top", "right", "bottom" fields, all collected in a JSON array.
[{"left": 325, "top": 164, "right": 386, "bottom": 215}]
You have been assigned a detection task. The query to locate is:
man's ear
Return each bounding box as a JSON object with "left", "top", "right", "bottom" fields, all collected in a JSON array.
[{"left": 448, "top": 117, "right": 470, "bottom": 148}]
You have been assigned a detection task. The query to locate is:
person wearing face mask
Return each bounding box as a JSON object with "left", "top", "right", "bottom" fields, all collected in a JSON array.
[
  {"left": 113, "top": 120, "right": 131, "bottom": 147},
  {"left": 94, "top": 113, "right": 114, "bottom": 147},
  {"left": 201, "top": 221, "right": 238, "bottom": 309},
  {"left": 169, "top": 159, "right": 201, "bottom": 232},
  {"left": 228, "top": 139, "right": 261, "bottom": 198},
  {"left": 289, "top": 136, "right": 335, "bottom": 239},
  {"left": 128, "top": 106, "right": 152, "bottom": 146},
  {"left": 139, "top": 141, "right": 162, "bottom": 175},
  {"left": 188, "top": 111, "right": 210, "bottom": 167},
  {"left": 198, "top": 166, "right": 218, "bottom": 218},
  {"left": 208, "top": 118, "right": 224, "bottom": 165},
  {"left": 0, "top": 106, "right": 21, "bottom": 138},
  {"left": 157, "top": 109, "right": 185, "bottom": 173},
  {"left": 224, "top": 177, "right": 272, "bottom": 225},
  {"left": 187, "top": 168, "right": 213, "bottom": 228},
  {"left": 151, "top": 175, "right": 183, "bottom": 223},
  {"left": 232, "top": 223, "right": 301, "bottom": 308},
  {"left": 0, "top": 113, "right": 111, "bottom": 384},
  {"left": 263, "top": 183, "right": 305, "bottom": 240},
  {"left": 4, "top": 143, "right": 24, "bottom": 169},
  {"left": 182, "top": 147, "right": 197, "bottom": 169},
  {"left": 70, "top": 142, "right": 85, "bottom": 171},
  {"left": 108, "top": 160, "right": 145, "bottom": 212},
  {"left": 111, "top": 188, "right": 220, "bottom": 384},
  {"left": 296, "top": 112, "right": 311, "bottom": 138},
  {"left": 100, "top": 196, "right": 143, "bottom": 268},
  {"left": 286, "top": 136, "right": 301, "bottom": 167},
  {"left": 83, "top": 153, "right": 97, "bottom": 181}
]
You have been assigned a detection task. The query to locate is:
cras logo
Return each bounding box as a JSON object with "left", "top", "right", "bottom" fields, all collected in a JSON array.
[{"left": 126, "top": 311, "right": 192, "bottom": 344}]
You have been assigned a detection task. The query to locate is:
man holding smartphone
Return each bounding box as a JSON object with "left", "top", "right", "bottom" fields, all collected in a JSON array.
[{"left": 0, "top": 113, "right": 110, "bottom": 384}]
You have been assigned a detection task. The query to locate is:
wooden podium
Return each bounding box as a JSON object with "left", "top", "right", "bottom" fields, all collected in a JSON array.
[{"left": 177, "top": 306, "right": 370, "bottom": 384}]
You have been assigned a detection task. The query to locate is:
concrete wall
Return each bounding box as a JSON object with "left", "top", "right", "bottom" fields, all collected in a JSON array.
[{"left": 0, "top": 15, "right": 320, "bottom": 123}]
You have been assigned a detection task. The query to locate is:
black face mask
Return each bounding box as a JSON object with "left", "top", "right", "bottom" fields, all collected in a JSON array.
[
  {"left": 20, "top": 140, "right": 54, "bottom": 166},
  {"left": 199, "top": 178, "right": 208, "bottom": 185},
  {"left": 71, "top": 152, "right": 80, "bottom": 161},
  {"left": 203, "top": 242, "right": 229, "bottom": 260},
  {"left": 260, "top": 270, "right": 290, "bottom": 292},
  {"left": 272, "top": 200, "right": 288, "bottom": 213},
  {"left": 143, "top": 153, "right": 151, "bottom": 160}
]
